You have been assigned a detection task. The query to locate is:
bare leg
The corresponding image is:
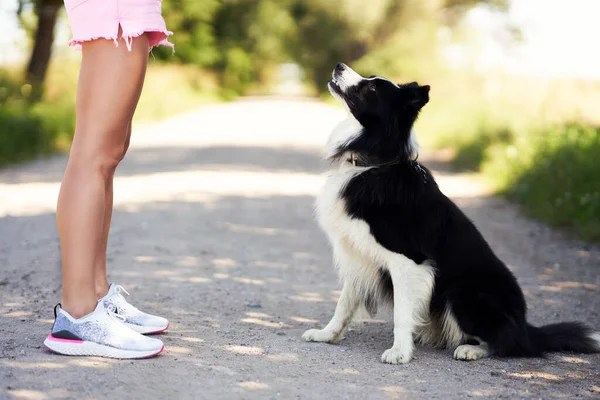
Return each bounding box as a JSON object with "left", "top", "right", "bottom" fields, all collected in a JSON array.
[
  {"left": 57, "top": 33, "right": 149, "bottom": 318},
  {"left": 95, "top": 123, "right": 132, "bottom": 299},
  {"left": 381, "top": 256, "right": 435, "bottom": 364}
]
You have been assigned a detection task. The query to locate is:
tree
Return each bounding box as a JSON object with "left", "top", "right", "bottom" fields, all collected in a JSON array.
[
  {"left": 18, "top": 0, "right": 64, "bottom": 102},
  {"left": 158, "top": 0, "right": 296, "bottom": 94},
  {"left": 154, "top": 0, "right": 221, "bottom": 66},
  {"left": 288, "top": 0, "right": 510, "bottom": 91}
]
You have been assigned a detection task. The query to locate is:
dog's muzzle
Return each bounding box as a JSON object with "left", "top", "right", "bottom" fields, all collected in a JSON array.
[{"left": 331, "top": 63, "right": 364, "bottom": 93}]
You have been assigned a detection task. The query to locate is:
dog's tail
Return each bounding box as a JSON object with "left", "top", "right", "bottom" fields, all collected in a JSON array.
[
  {"left": 495, "top": 322, "right": 600, "bottom": 357},
  {"left": 523, "top": 322, "right": 600, "bottom": 356}
]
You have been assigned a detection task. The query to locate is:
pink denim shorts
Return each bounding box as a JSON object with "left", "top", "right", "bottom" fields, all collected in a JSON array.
[{"left": 64, "top": 0, "right": 173, "bottom": 51}]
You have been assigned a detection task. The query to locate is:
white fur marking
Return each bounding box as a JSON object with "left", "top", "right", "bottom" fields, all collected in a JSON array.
[
  {"left": 590, "top": 332, "right": 600, "bottom": 350},
  {"left": 313, "top": 157, "right": 437, "bottom": 365},
  {"left": 326, "top": 114, "right": 364, "bottom": 158},
  {"left": 302, "top": 257, "right": 361, "bottom": 344},
  {"left": 454, "top": 343, "right": 490, "bottom": 361},
  {"left": 336, "top": 66, "right": 364, "bottom": 90},
  {"left": 414, "top": 303, "right": 465, "bottom": 349},
  {"left": 382, "top": 256, "right": 435, "bottom": 364},
  {"left": 381, "top": 346, "right": 412, "bottom": 365},
  {"left": 440, "top": 307, "right": 465, "bottom": 349},
  {"left": 335, "top": 65, "right": 399, "bottom": 92},
  {"left": 302, "top": 328, "right": 340, "bottom": 343},
  {"left": 408, "top": 127, "right": 420, "bottom": 156}
]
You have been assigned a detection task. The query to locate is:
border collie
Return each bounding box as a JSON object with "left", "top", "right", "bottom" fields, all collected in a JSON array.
[{"left": 302, "top": 63, "right": 600, "bottom": 364}]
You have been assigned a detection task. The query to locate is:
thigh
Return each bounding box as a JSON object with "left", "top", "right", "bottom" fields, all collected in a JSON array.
[{"left": 71, "top": 32, "right": 149, "bottom": 156}]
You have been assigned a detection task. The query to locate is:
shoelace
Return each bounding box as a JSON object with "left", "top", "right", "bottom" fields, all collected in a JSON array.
[
  {"left": 114, "top": 284, "right": 130, "bottom": 296},
  {"left": 101, "top": 302, "right": 126, "bottom": 322},
  {"left": 104, "top": 284, "right": 141, "bottom": 318}
]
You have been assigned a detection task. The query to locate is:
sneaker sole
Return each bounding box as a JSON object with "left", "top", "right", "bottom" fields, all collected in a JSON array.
[
  {"left": 43, "top": 335, "right": 164, "bottom": 359},
  {"left": 126, "top": 321, "right": 170, "bottom": 335}
]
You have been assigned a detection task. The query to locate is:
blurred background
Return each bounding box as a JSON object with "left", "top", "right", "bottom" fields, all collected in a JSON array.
[{"left": 1, "top": 0, "right": 599, "bottom": 241}]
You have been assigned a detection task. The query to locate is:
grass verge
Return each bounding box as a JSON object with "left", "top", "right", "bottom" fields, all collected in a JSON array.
[
  {"left": 417, "top": 71, "right": 600, "bottom": 242},
  {"left": 0, "top": 59, "right": 219, "bottom": 167}
]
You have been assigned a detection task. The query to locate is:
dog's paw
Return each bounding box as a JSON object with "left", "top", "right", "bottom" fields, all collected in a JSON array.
[
  {"left": 453, "top": 344, "right": 489, "bottom": 361},
  {"left": 381, "top": 345, "right": 413, "bottom": 364},
  {"left": 302, "top": 329, "right": 340, "bottom": 344}
]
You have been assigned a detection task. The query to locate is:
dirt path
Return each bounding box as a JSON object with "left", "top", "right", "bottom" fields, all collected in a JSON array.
[{"left": 1, "top": 98, "right": 599, "bottom": 400}]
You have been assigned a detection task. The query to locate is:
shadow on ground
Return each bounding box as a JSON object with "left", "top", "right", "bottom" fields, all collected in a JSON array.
[
  {"left": 0, "top": 145, "right": 330, "bottom": 185},
  {"left": 1, "top": 123, "right": 600, "bottom": 399}
]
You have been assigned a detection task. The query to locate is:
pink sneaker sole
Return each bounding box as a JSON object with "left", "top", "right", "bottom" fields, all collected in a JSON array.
[
  {"left": 145, "top": 322, "right": 170, "bottom": 335},
  {"left": 44, "top": 334, "right": 165, "bottom": 359}
]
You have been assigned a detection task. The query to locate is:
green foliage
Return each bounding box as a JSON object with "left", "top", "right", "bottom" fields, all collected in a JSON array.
[
  {"left": 17, "top": 0, "right": 511, "bottom": 98},
  {"left": 0, "top": 62, "right": 217, "bottom": 167},
  {"left": 287, "top": 0, "right": 508, "bottom": 91},
  {"left": 212, "top": 0, "right": 296, "bottom": 93},
  {"left": 153, "top": 0, "right": 503, "bottom": 94},
  {"left": 157, "top": 0, "right": 296, "bottom": 93},
  {"left": 0, "top": 106, "right": 48, "bottom": 166},
  {"left": 440, "top": 116, "right": 600, "bottom": 242},
  {"left": 0, "top": 70, "right": 74, "bottom": 166},
  {"left": 414, "top": 66, "right": 600, "bottom": 242},
  {"left": 504, "top": 124, "right": 600, "bottom": 241},
  {"left": 154, "top": 0, "right": 221, "bottom": 67},
  {"left": 451, "top": 120, "right": 513, "bottom": 171}
]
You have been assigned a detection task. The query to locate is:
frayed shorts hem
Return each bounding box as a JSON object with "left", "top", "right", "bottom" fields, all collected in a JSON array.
[
  {"left": 68, "top": 27, "right": 174, "bottom": 52},
  {"left": 64, "top": 0, "right": 173, "bottom": 52}
]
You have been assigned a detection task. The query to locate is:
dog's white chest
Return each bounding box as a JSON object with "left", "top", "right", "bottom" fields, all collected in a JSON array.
[{"left": 315, "top": 165, "right": 365, "bottom": 238}]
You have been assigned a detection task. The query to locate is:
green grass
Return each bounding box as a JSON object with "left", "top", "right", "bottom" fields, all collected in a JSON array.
[
  {"left": 426, "top": 111, "right": 600, "bottom": 242},
  {"left": 445, "top": 124, "right": 600, "bottom": 242},
  {"left": 497, "top": 124, "right": 600, "bottom": 241},
  {"left": 416, "top": 70, "right": 600, "bottom": 242},
  {"left": 0, "top": 60, "right": 220, "bottom": 167},
  {"left": 0, "top": 68, "right": 75, "bottom": 166}
]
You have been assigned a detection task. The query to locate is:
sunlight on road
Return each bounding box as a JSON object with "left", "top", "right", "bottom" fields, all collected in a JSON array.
[
  {"left": 0, "top": 98, "right": 491, "bottom": 217},
  {"left": 0, "top": 99, "right": 338, "bottom": 217},
  {"left": 130, "top": 99, "right": 344, "bottom": 150}
]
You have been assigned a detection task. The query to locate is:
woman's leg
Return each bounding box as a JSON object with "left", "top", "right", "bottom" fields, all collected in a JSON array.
[
  {"left": 94, "top": 122, "right": 132, "bottom": 299},
  {"left": 57, "top": 33, "right": 149, "bottom": 318}
]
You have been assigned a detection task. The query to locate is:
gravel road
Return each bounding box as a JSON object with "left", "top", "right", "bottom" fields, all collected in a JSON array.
[{"left": 1, "top": 98, "right": 599, "bottom": 400}]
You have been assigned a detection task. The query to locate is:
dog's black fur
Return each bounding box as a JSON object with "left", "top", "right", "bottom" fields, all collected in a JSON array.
[{"left": 329, "top": 63, "right": 599, "bottom": 357}]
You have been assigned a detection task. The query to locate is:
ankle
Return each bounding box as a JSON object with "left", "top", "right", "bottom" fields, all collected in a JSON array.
[
  {"left": 61, "top": 299, "right": 97, "bottom": 319},
  {"left": 96, "top": 280, "right": 110, "bottom": 299}
]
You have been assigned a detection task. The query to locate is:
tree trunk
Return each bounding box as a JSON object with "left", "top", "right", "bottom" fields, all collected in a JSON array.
[{"left": 26, "top": 0, "right": 63, "bottom": 102}]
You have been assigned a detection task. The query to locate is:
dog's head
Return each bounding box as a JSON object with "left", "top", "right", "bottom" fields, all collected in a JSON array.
[{"left": 327, "top": 63, "right": 430, "bottom": 162}]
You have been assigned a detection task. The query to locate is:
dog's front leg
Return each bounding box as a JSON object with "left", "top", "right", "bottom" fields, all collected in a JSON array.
[
  {"left": 302, "top": 283, "right": 360, "bottom": 344},
  {"left": 381, "top": 256, "right": 433, "bottom": 364}
]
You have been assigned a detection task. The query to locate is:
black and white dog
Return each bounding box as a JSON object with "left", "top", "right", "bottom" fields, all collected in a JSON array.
[{"left": 302, "top": 63, "right": 600, "bottom": 364}]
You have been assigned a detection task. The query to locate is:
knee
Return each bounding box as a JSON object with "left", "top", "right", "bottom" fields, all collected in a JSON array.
[
  {"left": 92, "top": 151, "right": 123, "bottom": 180},
  {"left": 68, "top": 142, "right": 124, "bottom": 180},
  {"left": 98, "top": 151, "right": 123, "bottom": 179},
  {"left": 120, "top": 135, "right": 131, "bottom": 161}
]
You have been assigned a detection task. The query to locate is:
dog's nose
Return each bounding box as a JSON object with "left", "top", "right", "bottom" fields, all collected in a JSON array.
[{"left": 335, "top": 63, "right": 346, "bottom": 72}]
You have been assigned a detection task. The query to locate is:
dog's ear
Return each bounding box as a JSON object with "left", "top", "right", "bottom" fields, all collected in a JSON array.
[{"left": 410, "top": 84, "right": 430, "bottom": 108}]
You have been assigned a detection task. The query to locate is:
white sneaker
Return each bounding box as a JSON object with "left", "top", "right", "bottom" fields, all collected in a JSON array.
[
  {"left": 44, "top": 302, "right": 164, "bottom": 359},
  {"left": 100, "top": 283, "right": 170, "bottom": 335}
]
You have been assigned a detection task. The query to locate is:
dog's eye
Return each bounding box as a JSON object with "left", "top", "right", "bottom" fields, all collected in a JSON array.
[{"left": 369, "top": 84, "right": 376, "bottom": 91}]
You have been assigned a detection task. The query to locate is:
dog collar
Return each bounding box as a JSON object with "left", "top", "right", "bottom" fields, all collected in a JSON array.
[{"left": 347, "top": 152, "right": 403, "bottom": 168}]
